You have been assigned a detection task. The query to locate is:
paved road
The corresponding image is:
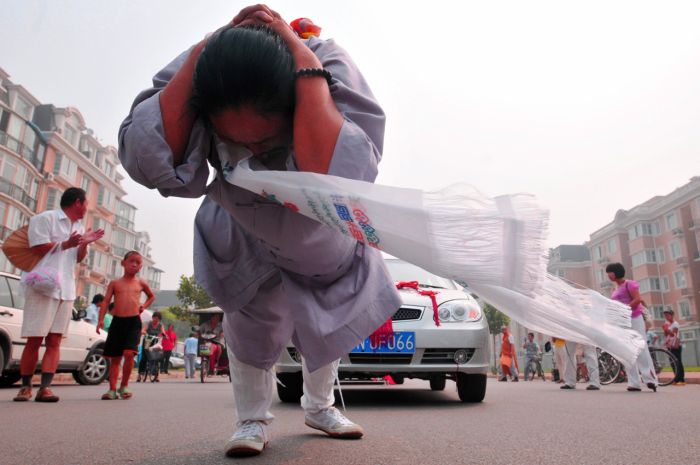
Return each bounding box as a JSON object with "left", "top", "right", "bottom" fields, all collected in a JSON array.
[{"left": 3, "top": 377, "right": 699, "bottom": 465}]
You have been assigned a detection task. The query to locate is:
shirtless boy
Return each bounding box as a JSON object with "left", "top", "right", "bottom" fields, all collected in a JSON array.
[{"left": 97, "top": 251, "right": 155, "bottom": 399}]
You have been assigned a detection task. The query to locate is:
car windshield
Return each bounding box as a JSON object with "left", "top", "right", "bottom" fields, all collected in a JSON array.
[{"left": 384, "top": 260, "right": 456, "bottom": 290}]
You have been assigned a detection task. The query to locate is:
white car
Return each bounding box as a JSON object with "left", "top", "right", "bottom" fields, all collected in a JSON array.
[
  {"left": 0, "top": 272, "right": 109, "bottom": 386},
  {"left": 275, "top": 258, "right": 490, "bottom": 403}
]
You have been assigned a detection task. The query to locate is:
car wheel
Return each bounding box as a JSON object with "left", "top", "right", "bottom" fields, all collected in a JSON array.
[
  {"left": 277, "top": 372, "right": 303, "bottom": 403},
  {"left": 74, "top": 348, "right": 109, "bottom": 385},
  {"left": 429, "top": 375, "right": 446, "bottom": 391},
  {"left": 456, "top": 373, "right": 486, "bottom": 403},
  {"left": 0, "top": 348, "right": 22, "bottom": 387}
]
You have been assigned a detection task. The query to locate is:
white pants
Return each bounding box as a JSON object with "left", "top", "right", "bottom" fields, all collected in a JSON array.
[
  {"left": 553, "top": 345, "right": 566, "bottom": 379},
  {"left": 228, "top": 348, "right": 338, "bottom": 426},
  {"left": 564, "top": 342, "right": 600, "bottom": 388},
  {"left": 624, "top": 316, "right": 658, "bottom": 389}
]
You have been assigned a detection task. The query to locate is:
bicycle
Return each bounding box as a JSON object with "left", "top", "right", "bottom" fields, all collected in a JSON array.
[
  {"left": 597, "top": 347, "right": 679, "bottom": 387},
  {"left": 525, "top": 354, "right": 546, "bottom": 381},
  {"left": 143, "top": 334, "right": 163, "bottom": 383}
]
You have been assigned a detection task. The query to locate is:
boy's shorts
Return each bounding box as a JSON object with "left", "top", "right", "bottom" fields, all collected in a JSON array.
[{"left": 103, "top": 315, "right": 142, "bottom": 357}]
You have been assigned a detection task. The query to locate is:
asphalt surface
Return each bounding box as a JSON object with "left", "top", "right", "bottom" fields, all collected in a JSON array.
[{"left": 2, "top": 376, "right": 699, "bottom": 465}]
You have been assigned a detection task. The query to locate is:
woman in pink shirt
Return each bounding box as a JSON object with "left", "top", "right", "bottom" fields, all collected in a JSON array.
[
  {"left": 161, "top": 324, "right": 177, "bottom": 374},
  {"left": 606, "top": 263, "right": 657, "bottom": 392}
]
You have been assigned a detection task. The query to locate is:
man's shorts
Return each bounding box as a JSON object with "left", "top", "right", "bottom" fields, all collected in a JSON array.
[
  {"left": 20, "top": 287, "right": 74, "bottom": 338},
  {"left": 103, "top": 315, "right": 142, "bottom": 357}
]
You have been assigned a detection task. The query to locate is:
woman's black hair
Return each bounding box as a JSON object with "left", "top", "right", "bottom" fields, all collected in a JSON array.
[
  {"left": 190, "top": 25, "right": 296, "bottom": 119},
  {"left": 605, "top": 262, "right": 626, "bottom": 279}
]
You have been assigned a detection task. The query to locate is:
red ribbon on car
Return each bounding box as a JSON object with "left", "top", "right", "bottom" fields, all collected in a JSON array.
[{"left": 369, "top": 281, "right": 441, "bottom": 347}]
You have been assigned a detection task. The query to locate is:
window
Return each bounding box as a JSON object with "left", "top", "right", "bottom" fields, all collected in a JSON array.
[
  {"left": 52, "top": 153, "right": 77, "bottom": 181},
  {"left": 680, "top": 330, "right": 695, "bottom": 341},
  {"left": 81, "top": 174, "right": 92, "bottom": 194},
  {"left": 0, "top": 276, "right": 12, "bottom": 307},
  {"left": 6, "top": 205, "right": 27, "bottom": 230},
  {"left": 607, "top": 238, "right": 617, "bottom": 254},
  {"left": 679, "top": 301, "right": 691, "bottom": 319},
  {"left": 46, "top": 188, "right": 59, "bottom": 210},
  {"left": 63, "top": 125, "right": 77, "bottom": 146},
  {"left": 666, "top": 212, "right": 678, "bottom": 230},
  {"left": 7, "top": 114, "right": 23, "bottom": 140},
  {"left": 97, "top": 186, "right": 115, "bottom": 211},
  {"left": 6, "top": 276, "right": 24, "bottom": 308},
  {"left": 639, "top": 277, "right": 669, "bottom": 293},
  {"left": 628, "top": 222, "right": 660, "bottom": 240},
  {"left": 594, "top": 245, "right": 603, "bottom": 259},
  {"left": 631, "top": 249, "right": 665, "bottom": 267},
  {"left": 14, "top": 95, "right": 33, "bottom": 120},
  {"left": 596, "top": 269, "right": 605, "bottom": 283},
  {"left": 651, "top": 305, "right": 665, "bottom": 320},
  {"left": 669, "top": 241, "right": 682, "bottom": 259},
  {"left": 673, "top": 270, "right": 687, "bottom": 289}
]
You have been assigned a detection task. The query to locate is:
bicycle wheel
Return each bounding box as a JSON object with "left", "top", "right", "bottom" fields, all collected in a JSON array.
[
  {"left": 649, "top": 347, "right": 678, "bottom": 387},
  {"left": 148, "top": 359, "right": 158, "bottom": 383},
  {"left": 598, "top": 350, "right": 621, "bottom": 385},
  {"left": 200, "top": 359, "right": 209, "bottom": 384}
]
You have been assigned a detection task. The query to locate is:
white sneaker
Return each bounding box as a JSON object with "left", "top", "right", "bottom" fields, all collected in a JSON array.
[
  {"left": 305, "top": 407, "right": 364, "bottom": 439},
  {"left": 225, "top": 420, "right": 269, "bottom": 457}
]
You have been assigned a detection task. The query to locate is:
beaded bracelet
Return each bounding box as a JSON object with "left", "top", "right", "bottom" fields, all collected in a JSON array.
[{"left": 294, "top": 68, "right": 333, "bottom": 86}]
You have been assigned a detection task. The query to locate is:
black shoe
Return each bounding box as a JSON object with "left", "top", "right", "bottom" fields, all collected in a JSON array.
[
  {"left": 647, "top": 382, "right": 657, "bottom": 392},
  {"left": 498, "top": 377, "right": 507, "bottom": 382},
  {"left": 512, "top": 378, "right": 519, "bottom": 382},
  {"left": 560, "top": 385, "right": 575, "bottom": 390},
  {"left": 586, "top": 385, "right": 600, "bottom": 391},
  {"left": 627, "top": 387, "right": 641, "bottom": 392}
]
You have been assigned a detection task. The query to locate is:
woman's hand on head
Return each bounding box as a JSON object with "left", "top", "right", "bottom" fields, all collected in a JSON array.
[
  {"left": 231, "top": 5, "right": 301, "bottom": 50},
  {"left": 232, "top": 4, "right": 280, "bottom": 27}
]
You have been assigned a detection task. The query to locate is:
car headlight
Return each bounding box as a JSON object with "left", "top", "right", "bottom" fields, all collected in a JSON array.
[{"left": 437, "top": 300, "right": 482, "bottom": 322}]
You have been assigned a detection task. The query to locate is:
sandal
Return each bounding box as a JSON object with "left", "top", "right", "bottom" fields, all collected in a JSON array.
[
  {"left": 117, "top": 387, "right": 133, "bottom": 399},
  {"left": 101, "top": 390, "right": 118, "bottom": 400}
]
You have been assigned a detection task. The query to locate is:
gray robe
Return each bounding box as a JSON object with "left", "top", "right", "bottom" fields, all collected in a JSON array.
[{"left": 118, "top": 36, "right": 402, "bottom": 371}]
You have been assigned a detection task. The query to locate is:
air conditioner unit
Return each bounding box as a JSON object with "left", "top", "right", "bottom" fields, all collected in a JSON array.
[
  {"left": 43, "top": 172, "right": 54, "bottom": 181},
  {"left": 676, "top": 257, "right": 689, "bottom": 266},
  {"left": 672, "top": 228, "right": 683, "bottom": 236}
]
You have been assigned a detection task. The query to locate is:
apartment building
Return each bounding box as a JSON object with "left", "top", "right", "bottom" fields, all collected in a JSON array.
[
  {"left": 547, "top": 244, "right": 593, "bottom": 288},
  {"left": 0, "top": 67, "right": 162, "bottom": 301},
  {"left": 587, "top": 177, "right": 700, "bottom": 362},
  {"left": 544, "top": 177, "right": 700, "bottom": 365}
]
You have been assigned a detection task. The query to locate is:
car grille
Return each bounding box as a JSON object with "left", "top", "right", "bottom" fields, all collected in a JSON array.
[
  {"left": 348, "top": 353, "right": 413, "bottom": 364},
  {"left": 391, "top": 307, "right": 423, "bottom": 321},
  {"left": 421, "top": 348, "right": 475, "bottom": 364}
]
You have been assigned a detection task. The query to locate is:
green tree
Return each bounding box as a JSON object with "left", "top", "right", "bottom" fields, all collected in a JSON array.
[
  {"left": 483, "top": 302, "right": 511, "bottom": 374},
  {"left": 167, "top": 275, "right": 214, "bottom": 325}
]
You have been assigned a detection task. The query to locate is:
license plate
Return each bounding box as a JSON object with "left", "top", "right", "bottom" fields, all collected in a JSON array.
[{"left": 351, "top": 332, "right": 415, "bottom": 354}]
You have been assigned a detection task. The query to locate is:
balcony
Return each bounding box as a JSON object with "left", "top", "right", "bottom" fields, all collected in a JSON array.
[
  {"left": 0, "top": 130, "right": 44, "bottom": 171},
  {"left": 0, "top": 177, "right": 37, "bottom": 211},
  {"left": 676, "top": 257, "right": 689, "bottom": 267}
]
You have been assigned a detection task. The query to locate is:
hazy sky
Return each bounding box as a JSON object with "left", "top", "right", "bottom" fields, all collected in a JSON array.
[{"left": 2, "top": 1, "right": 699, "bottom": 289}]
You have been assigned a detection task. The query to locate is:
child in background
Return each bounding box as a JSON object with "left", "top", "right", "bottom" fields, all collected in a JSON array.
[{"left": 97, "top": 251, "right": 155, "bottom": 399}]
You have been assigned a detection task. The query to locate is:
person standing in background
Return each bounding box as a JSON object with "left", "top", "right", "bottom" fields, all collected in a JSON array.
[
  {"left": 84, "top": 294, "right": 104, "bottom": 326},
  {"left": 184, "top": 332, "right": 199, "bottom": 379},
  {"left": 161, "top": 323, "right": 177, "bottom": 374},
  {"left": 663, "top": 308, "right": 685, "bottom": 386}
]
